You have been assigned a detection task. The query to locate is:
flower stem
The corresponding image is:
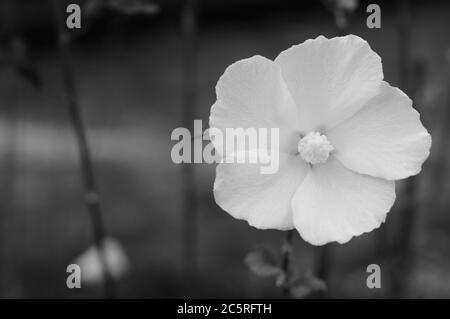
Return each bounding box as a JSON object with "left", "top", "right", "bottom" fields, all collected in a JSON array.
[
  {"left": 51, "top": 0, "right": 116, "bottom": 298},
  {"left": 316, "top": 244, "right": 331, "bottom": 298},
  {"left": 281, "top": 230, "right": 294, "bottom": 298}
]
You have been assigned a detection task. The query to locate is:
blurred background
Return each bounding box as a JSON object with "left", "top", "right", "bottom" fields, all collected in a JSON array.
[{"left": 0, "top": 0, "right": 449, "bottom": 298}]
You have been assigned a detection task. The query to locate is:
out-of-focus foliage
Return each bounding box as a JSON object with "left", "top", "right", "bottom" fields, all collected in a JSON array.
[
  {"left": 289, "top": 273, "right": 327, "bottom": 299},
  {"left": 245, "top": 248, "right": 281, "bottom": 277},
  {"left": 73, "top": 238, "right": 130, "bottom": 286},
  {"left": 0, "top": 36, "right": 41, "bottom": 90},
  {"left": 85, "top": 0, "right": 159, "bottom": 18}
]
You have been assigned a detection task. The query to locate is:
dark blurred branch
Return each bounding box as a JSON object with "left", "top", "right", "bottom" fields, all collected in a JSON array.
[
  {"left": 180, "top": 0, "right": 199, "bottom": 276},
  {"left": 51, "top": 0, "right": 116, "bottom": 298}
]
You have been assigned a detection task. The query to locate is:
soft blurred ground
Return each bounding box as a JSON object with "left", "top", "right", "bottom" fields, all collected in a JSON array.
[{"left": 0, "top": 0, "right": 450, "bottom": 298}]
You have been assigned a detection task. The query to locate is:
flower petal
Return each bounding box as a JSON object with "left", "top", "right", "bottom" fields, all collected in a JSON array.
[
  {"left": 210, "top": 55, "right": 301, "bottom": 157},
  {"left": 292, "top": 157, "right": 395, "bottom": 245},
  {"left": 214, "top": 150, "right": 309, "bottom": 230},
  {"left": 275, "top": 35, "right": 383, "bottom": 131},
  {"left": 328, "top": 81, "right": 432, "bottom": 180}
]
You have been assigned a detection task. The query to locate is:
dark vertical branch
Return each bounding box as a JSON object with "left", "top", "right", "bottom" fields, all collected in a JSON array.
[
  {"left": 51, "top": 0, "right": 116, "bottom": 298},
  {"left": 180, "top": 0, "right": 199, "bottom": 275},
  {"left": 280, "top": 230, "right": 294, "bottom": 298}
]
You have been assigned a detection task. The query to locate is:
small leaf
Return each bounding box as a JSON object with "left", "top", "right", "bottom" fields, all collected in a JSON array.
[
  {"left": 289, "top": 274, "right": 327, "bottom": 299},
  {"left": 73, "top": 237, "right": 130, "bottom": 286},
  {"left": 245, "top": 247, "right": 281, "bottom": 278},
  {"left": 275, "top": 272, "right": 287, "bottom": 287},
  {"left": 306, "top": 277, "right": 327, "bottom": 291},
  {"left": 290, "top": 284, "right": 312, "bottom": 299}
]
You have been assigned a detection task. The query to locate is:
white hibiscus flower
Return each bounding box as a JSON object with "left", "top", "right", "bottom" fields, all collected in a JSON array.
[{"left": 210, "top": 35, "right": 431, "bottom": 246}]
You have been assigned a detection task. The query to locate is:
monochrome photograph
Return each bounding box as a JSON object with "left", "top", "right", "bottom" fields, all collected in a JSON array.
[{"left": 0, "top": 0, "right": 449, "bottom": 302}]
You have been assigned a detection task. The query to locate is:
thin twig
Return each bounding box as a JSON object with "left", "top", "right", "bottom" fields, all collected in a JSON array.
[{"left": 51, "top": 0, "right": 116, "bottom": 298}]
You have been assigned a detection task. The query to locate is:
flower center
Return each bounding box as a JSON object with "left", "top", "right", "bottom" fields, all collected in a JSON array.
[{"left": 298, "top": 132, "right": 334, "bottom": 165}]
